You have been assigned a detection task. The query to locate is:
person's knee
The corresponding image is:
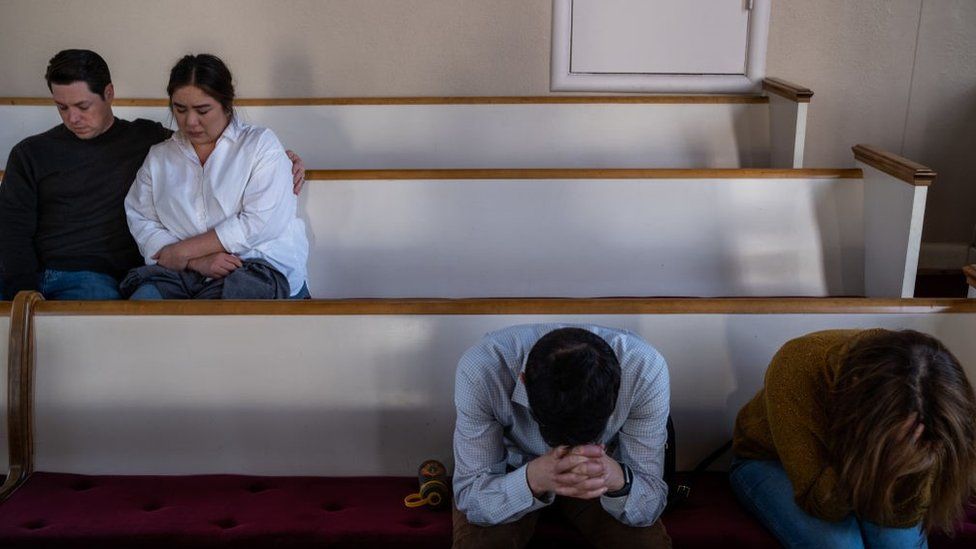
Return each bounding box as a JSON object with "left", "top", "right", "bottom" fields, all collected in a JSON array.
[
  {"left": 128, "top": 283, "right": 164, "bottom": 300},
  {"left": 42, "top": 270, "right": 122, "bottom": 300}
]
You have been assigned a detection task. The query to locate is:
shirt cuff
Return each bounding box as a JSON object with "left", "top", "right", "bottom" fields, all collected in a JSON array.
[
  {"left": 214, "top": 217, "right": 248, "bottom": 255},
  {"left": 599, "top": 488, "right": 631, "bottom": 519},
  {"left": 143, "top": 232, "right": 182, "bottom": 265},
  {"left": 507, "top": 464, "right": 554, "bottom": 515}
]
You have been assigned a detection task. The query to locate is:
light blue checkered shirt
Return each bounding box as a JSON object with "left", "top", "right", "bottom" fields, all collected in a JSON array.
[{"left": 452, "top": 323, "right": 670, "bottom": 526}]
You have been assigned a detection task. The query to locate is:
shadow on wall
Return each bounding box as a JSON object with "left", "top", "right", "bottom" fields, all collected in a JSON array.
[
  {"left": 812, "top": 178, "right": 864, "bottom": 296},
  {"left": 732, "top": 102, "right": 770, "bottom": 168},
  {"left": 912, "top": 86, "right": 976, "bottom": 244}
]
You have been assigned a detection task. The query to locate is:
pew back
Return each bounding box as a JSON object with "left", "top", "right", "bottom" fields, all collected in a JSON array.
[
  {"left": 18, "top": 299, "right": 976, "bottom": 477},
  {"left": 302, "top": 170, "right": 865, "bottom": 297},
  {"left": 0, "top": 98, "right": 775, "bottom": 170}
]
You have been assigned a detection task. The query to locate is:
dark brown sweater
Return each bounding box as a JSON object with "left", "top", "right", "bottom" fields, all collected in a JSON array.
[{"left": 0, "top": 118, "right": 171, "bottom": 297}]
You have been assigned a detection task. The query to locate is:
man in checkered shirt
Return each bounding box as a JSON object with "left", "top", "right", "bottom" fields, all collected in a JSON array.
[{"left": 452, "top": 323, "right": 671, "bottom": 548}]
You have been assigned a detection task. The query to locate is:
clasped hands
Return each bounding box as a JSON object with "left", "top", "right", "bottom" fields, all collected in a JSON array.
[
  {"left": 153, "top": 242, "right": 242, "bottom": 279},
  {"left": 526, "top": 444, "right": 625, "bottom": 500}
]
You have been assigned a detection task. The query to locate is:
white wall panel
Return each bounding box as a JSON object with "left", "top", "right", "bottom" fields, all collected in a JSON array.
[
  {"left": 302, "top": 177, "right": 864, "bottom": 298},
  {"left": 571, "top": 0, "right": 750, "bottom": 75},
  {"left": 861, "top": 164, "right": 927, "bottom": 298},
  {"left": 29, "top": 311, "right": 976, "bottom": 475},
  {"left": 0, "top": 103, "right": 771, "bottom": 170}
]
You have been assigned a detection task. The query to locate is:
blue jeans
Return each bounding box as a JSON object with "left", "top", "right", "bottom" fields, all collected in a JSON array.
[
  {"left": 729, "top": 458, "right": 927, "bottom": 549},
  {"left": 39, "top": 269, "right": 122, "bottom": 300}
]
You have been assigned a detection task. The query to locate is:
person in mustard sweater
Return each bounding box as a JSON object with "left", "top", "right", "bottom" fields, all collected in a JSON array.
[{"left": 731, "top": 329, "right": 976, "bottom": 548}]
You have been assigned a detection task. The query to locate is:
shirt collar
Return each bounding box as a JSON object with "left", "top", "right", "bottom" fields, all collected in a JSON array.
[
  {"left": 174, "top": 115, "right": 242, "bottom": 147},
  {"left": 511, "top": 353, "right": 531, "bottom": 408},
  {"left": 220, "top": 115, "right": 243, "bottom": 143}
]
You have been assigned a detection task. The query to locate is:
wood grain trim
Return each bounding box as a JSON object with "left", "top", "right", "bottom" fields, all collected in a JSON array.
[
  {"left": 964, "top": 265, "right": 976, "bottom": 289},
  {"left": 852, "top": 144, "right": 936, "bottom": 186},
  {"left": 306, "top": 168, "right": 863, "bottom": 181},
  {"left": 32, "top": 297, "right": 976, "bottom": 316},
  {"left": 0, "top": 291, "right": 43, "bottom": 503},
  {"left": 0, "top": 96, "right": 769, "bottom": 106},
  {"left": 762, "top": 78, "right": 814, "bottom": 103},
  {"left": 1, "top": 169, "right": 866, "bottom": 184}
]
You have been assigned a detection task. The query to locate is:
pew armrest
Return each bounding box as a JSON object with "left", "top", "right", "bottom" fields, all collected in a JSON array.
[
  {"left": 852, "top": 145, "right": 936, "bottom": 186},
  {"left": 762, "top": 77, "right": 814, "bottom": 103}
]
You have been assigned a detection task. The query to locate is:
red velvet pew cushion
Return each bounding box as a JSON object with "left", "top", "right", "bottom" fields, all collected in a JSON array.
[{"left": 0, "top": 472, "right": 971, "bottom": 548}]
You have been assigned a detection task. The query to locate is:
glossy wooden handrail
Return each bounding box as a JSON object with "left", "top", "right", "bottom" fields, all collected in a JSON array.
[
  {"left": 1, "top": 168, "right": 865, "bottom": 183},
  {"left": 305, "top": 168, "right": 862, "bottom": 180},
  {"left": 761, "top": 78, "right": 814, "bottom": 103},
  {"left": 0, "top": 95, "right": 770, "bottom": 106},
  {"left": 0, "top": 291, "right": 42, "bottom": 503},
  {"left": 853, "top": 144, "right": 936, "bottom": 186},
  {"left": 31, "top": 297, "right": 976, "bottom": 316}
]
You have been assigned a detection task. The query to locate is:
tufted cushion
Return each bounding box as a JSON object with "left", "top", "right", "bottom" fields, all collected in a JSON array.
[
  {"left": 0, "top": 472, "right": 971, "bottom": 548},
  {"left": 0, "top": 473, "right": 453, "bottom": 548}
]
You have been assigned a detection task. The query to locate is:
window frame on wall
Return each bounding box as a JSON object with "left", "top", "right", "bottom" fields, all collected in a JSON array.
[{"left": 550, "top": 0, "right": 771, "bottom": 94}]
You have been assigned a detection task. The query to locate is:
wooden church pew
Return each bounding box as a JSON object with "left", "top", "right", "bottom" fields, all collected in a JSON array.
[
  {"left": 0, "top": 79, "right": 811, "bottom": 172},
  {"left": 300, "top": 145, "right": 931, "bottom": 298},
  {"left": 0, "top": 293, "right": 974, "bottom": 547},
  {"left": 0, "top": 146, "right": 936, "bottom": 299}
]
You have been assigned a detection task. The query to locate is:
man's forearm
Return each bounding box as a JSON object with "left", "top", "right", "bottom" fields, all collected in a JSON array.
[{"left": 455, "top": 465, "right": 553, "bottom": 526}]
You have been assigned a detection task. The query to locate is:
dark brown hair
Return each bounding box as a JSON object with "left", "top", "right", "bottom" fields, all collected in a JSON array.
[
  {"left": 166, "top": 54, "right": 235, "bottom": 114},
  {"left": 45, "top": 49, "right": 112, "bottom": 98},
  {"left": 828, "top": 329, "right": 976, "bottom": 533},
  {"left": 524, "top": 327, "right": 621, "bottom": 447}
]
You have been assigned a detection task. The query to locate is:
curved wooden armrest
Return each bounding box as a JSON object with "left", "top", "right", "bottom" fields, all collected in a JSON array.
[
  {"left": 1, "top": 291, "right": 44, "bottom": 503},
  {"left": 762, "top": 77, "right": 814, "bottom": 103},
  {"left": 852, "top": 145, "right": 936, "bottom": 186}
]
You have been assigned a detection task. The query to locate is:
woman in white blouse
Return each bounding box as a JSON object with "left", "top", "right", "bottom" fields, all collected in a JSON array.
[{"left": 123, "top": 54, "right": 308, "bottom": 299}]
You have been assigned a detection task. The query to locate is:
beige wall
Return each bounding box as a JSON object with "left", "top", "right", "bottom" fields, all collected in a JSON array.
[
  {"left": 766, "top": 0, "right": 976, "bottom": 248},
  {"left": 0, "top": 0, "right": 552, "bottom": 97},
  {"left": 0, "top": 0, "right": 973, "bottom": 245}
]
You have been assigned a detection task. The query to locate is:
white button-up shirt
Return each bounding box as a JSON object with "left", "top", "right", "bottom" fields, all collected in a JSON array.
[
  {"left": 453, "top": 323, "right": 670, "bottom": 527},
  {"left": 125, "top": 117, "right": 308, "bottom": 294}
]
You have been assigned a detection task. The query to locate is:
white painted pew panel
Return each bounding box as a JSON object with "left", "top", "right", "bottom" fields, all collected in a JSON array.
[
  {"left": 302, "top": 176, "right": 865, "bottom": 298},
  {"left": 0, "top": 103, "right": 772, "bottom": 169},
  {"left": 29, "top": 309, "right": 976, "bottom": 475}
]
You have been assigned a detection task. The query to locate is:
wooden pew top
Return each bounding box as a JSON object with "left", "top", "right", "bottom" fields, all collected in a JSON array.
[
  {"left": 30, "top": 297, "right": 976, "bottom": 316},
  {"left": 1, "top": 168, "right": 865, "bottom": 182},
  {"left": 0, "top": 95, "right": 770, "bottom": 106}
]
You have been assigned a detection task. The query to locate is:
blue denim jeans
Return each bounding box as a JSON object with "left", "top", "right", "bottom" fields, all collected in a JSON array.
[
  {"left": 130, "top": 281, "right": 310, "bottom": 300},
  {"left": 729, "top": 458, "right": 927, "bottom": 549},
  {"left": 39, "top": 269, "right": 122, "bottom": 300}
]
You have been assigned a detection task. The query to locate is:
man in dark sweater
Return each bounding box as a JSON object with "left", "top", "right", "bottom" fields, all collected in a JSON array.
[{"left": 0, "top": 49, "right": 304, "bottom": 300}]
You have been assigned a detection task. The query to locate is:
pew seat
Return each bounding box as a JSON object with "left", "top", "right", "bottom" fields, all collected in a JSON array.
[{"left": 1, "top": 471, "right": 971, "bottom": 548}]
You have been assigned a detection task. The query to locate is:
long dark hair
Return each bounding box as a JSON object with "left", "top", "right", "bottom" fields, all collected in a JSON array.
[
  {"left": 166, "top": 54, "right": 235, "bottom": 115},
  {"left": 828, "top": 329, "right": 976, "bottom": 533}
]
